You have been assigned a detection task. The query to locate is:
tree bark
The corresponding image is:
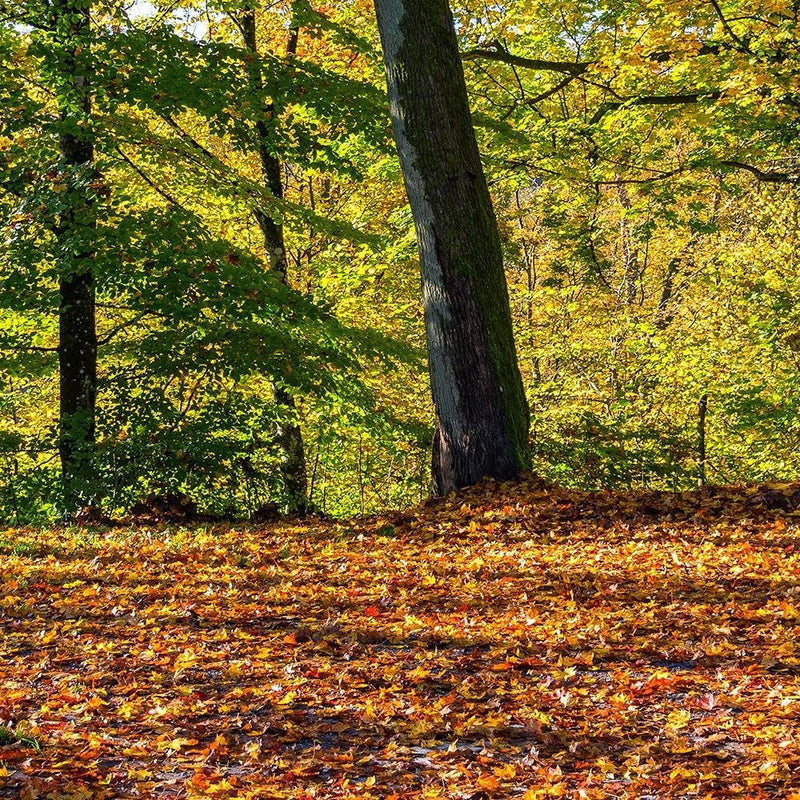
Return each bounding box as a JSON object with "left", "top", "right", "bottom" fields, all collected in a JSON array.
[
  {"left": 373, "top": 0, "right": 530, "bottom": 494},
  {"left": 237, "top": 8, "right": 309, "bottom": 515},
  {"left": 53, "top": 0, "right": 98, "bottom": 511}
]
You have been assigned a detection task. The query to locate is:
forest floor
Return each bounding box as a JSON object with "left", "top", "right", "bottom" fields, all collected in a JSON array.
[{"left": 1, "top": 478, "right": 799, "bottom": 799}]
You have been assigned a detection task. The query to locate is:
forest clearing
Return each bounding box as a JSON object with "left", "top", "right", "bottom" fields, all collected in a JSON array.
[
  {"left": 2, "top": 478, "right": 799, "bottom": 798},
  {"left": 4, "top": 0, "right": 800, "bottom": 796}
]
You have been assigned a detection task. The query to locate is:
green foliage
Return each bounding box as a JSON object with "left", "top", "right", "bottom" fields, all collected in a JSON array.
[
  {"left": 3, "top": 0, "right": 800, "bottom": 518},
  {"left": 0, "top": 0, "right": 420, "bottom": 519}
]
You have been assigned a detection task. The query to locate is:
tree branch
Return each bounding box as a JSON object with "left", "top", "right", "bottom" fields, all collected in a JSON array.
[
  {"left": 114, "top": 145, "right": 189, "bottom": 211},
  {"left": 525, "top": 74, "right": 577, "bottom": 105},
  {"left": 709, "top": 0, "right": 751, "bottom": 52},
  {"left": 462, "top": 41, "right": 724, "bottom": 75},
  {"left": 590, "top": 91, "right": 723, "bottom": 123},
  {"left": 462, "top": 47, "right": 590, "bottom": 76},
  {"left": 594, "top": 167, "right": 687, "bottom": 185},
  {"left": 719, "top": 159, "right": 800, "bottom": 182},
  {"left": 96, "top": 312, "right": 155, "bottom": 346},
  {"left": 0, "top": 344, "right": 58, "bottom": 353}
]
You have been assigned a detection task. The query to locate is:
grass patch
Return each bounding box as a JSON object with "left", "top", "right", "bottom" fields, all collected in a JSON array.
[{"left": 0, "top": 723, "right": 42, "bottom": 752}]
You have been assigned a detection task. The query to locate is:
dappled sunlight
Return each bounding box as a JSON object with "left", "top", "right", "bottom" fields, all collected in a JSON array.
[{"left": 2, "top": 478, "right": 799, "bottom": 797}]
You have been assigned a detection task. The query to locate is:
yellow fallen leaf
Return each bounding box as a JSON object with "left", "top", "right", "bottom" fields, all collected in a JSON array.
[
  {"left": 277, "top": 690, "right": 297, "bottom": 705},
  {"left": 493, "top": 763, "right": 517, "bottom": 778},
  {"left": 158, "top": 737, "right": 196, "bottom": 751},
  {"left": 666, "top": 708, "right": 692, "bottom": 732}
]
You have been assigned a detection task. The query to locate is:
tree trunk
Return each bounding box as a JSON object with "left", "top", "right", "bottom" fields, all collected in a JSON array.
[
  {"left": 698, "top": 394, "right": 708, "bottom": 486},
  {"left": 373, "top": 0, "right": 530, "bottom": 494},
  {"left": 617, "top": 184, "right": 640, "bottom": 306},
  {"left": 237, "top": 8, "right": 309, "bottom": 515},
  {"left": 53, "top": 0, "right": 98, "bottom": 512}
]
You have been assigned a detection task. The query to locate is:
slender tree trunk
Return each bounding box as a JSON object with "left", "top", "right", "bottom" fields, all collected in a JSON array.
[
  {"left": 698, "top": 394, "right": 708, "bottom": 486},
  {"left": 374, "top": 0, "right": 530, "bottom": 494},
  {"left": 617, "top": 184, "right": 640, "bottom": 306},
  {"left": 656, "top": 250, "right": 683, "bottom": 329},
  {"left": 237, "top": 8, "right": 309, "bottom": 514},
  {"left": 53, "top": 0, "right": 98, "bottom": 511},
  {"left": 657, "top": 191, "right": 720, "bottom": 330}
]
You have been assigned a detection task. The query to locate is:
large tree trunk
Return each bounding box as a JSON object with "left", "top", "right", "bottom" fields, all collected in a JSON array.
[
  {"left": 373, "top": 0, "right": 530, "bottom": 494},
  {"left": 237, "top": 8, "right": 309, "bottom": 515},
  {"left": 53, "top": 0, "right": 98, "bottom": 512}
]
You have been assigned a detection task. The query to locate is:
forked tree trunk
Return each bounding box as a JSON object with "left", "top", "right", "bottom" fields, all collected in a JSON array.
[
  {"left": 373, "top": 0, "right": 530, "bottom": 494},
  {"left": 237, "top": 8, "right": 309, "bottom": 515},
  {"left": 53, "top": 0, "right": 98, "bottom": 512}
]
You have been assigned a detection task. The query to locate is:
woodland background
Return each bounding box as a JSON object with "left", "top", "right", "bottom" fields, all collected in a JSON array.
[{"left": 2, "top": 0, "right": 800, "bottom": 521}]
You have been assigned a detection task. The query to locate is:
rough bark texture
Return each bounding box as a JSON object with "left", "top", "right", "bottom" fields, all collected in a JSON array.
[
  {"left": 374, "top": 0, "right": 530, "bottom": 494},
  {"left": 238, "top": 9, "right": 309, "bottom": 515},
  {"left": 54, "top": 0, "right": 98, "bottom": 511}
]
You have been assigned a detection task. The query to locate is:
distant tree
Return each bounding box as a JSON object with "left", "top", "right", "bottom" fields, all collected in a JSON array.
[
  {"left": 233, "top": 5, "right": 309, "bottom": 515},
  {"left": 373, "top": 0, "right": 530, "bottom": 494}
]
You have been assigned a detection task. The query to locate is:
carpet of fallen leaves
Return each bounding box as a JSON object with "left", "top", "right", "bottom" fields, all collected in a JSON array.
[{"left": 2, "top": 478, "right": 800, "bottom": 799}]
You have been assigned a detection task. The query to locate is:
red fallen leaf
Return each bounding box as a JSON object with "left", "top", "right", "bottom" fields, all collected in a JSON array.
[
  {"left": 639, "top": 671, "right": 678, "bottom": 693},
  {"left": 363, "top": 605, "right": 382, "bottom": 617},
  {"left": 0, "top": 747, "right": 27, "bottom": 764},
  {"left": 697, "top": 692, "right": 717, "bottom": 710}
]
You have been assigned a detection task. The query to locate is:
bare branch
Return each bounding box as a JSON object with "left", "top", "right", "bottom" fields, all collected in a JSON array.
[
  {"left": 708, "top": 0, "right": 751, "bottom": 52},
  {"left": 525, "top": 74, "right": 576, "bottom": 106},
  {"left": 114, "top": 145, "right": 189, "bottom": 211},
  {"left": 0, "top": 344, "right": 58, "bottom": 353},
  {"left": 462, "top": 41, "right": 723, "bottom": 75}
]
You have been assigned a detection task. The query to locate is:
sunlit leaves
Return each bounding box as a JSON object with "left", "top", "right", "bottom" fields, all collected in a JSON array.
[{"left": 1, "top": 480, "right": 799, "bottom": 796}]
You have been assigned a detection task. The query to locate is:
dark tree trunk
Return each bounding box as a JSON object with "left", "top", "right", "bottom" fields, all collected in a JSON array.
[
  {"left": 53, "top": 0, "right": 98, "bottom": 511},
  {"left": 698, "top": 394, "right": 708, "bottom": 486},
  {"left": 373, "top": 0, "right": 530, "bottom": 494},
  {"left": 656, "top": 250, "right": 683, "bottom": 329},
  {"left": 237, "top": 8, "right": 309, "bottom": 515}
]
